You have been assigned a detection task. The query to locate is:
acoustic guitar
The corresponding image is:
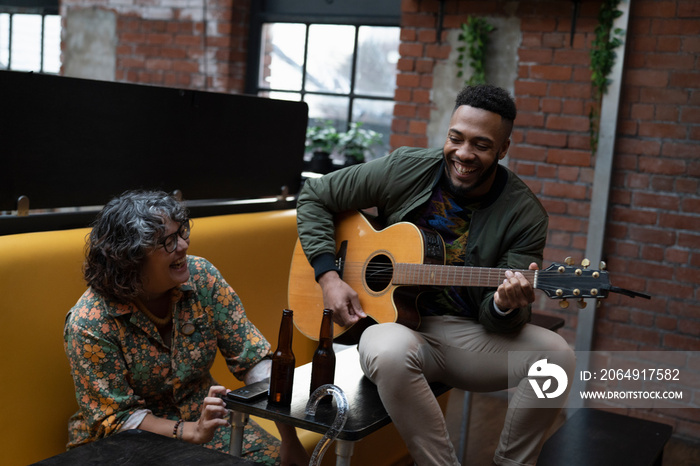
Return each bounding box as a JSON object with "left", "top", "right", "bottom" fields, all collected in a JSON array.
[{"left": 289, "top": 211, "right": 649, "bottom": 344}]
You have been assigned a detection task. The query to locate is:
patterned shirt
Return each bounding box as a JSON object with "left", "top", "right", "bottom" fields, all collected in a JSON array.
[
  {"left": 64, "top": 256, "right": 281, "bottom": 464},
  {"left": 410, "top": 183, "right": 481, "bottom": 318}
]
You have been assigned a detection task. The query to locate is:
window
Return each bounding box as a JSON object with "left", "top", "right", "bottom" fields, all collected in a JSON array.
[
  {"left": 0, "top": 1, "right": 61, "bottom": 74},
  {"left": 247, "top": 1, "right": 401, "bottom": 162}
]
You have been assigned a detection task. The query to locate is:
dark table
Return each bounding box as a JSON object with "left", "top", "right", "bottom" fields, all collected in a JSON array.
[
  {"left": 224, "top": 347, "right": 449, "bottom": 465},
  {"left": 33, "top": 429, "right": 261, "bottom": 465}
]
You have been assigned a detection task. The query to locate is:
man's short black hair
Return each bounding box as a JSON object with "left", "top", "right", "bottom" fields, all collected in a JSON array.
[{"left": 454, "top": 84, "right": 517, "bottom": 122}]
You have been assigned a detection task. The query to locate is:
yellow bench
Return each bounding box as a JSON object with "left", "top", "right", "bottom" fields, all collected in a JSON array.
[{"left": 0, "top": 209, "right": 427, "bottom": 466}]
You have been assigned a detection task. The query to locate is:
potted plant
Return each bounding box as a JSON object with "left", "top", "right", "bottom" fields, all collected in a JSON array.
[
  {"left": 305, "top": 120, "right": 340, "bottom": 174},
  {"left": 338, "top": 122, "right": 383, "bottom": 165}
]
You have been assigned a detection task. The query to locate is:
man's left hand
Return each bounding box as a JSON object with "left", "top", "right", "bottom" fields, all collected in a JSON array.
[{"left": 494, "top": 262, "right": 538, "bottom": 311}]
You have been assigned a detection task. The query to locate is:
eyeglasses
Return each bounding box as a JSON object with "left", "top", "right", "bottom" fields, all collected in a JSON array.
[{"left": 159, "top": 220, "right": 191, "bottom": 253}]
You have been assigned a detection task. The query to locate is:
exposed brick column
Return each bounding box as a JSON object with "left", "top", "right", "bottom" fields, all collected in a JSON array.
[
  {"left": 393, "top": 0, "right": 449, "bottom": 149},
  {"left": 207, "top": 0, "right": 250, "bottom": 93}
]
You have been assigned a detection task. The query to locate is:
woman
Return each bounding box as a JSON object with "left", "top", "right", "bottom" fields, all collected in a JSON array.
[{"left": 64, "top": 190, "right": 308, "bottom": 465}]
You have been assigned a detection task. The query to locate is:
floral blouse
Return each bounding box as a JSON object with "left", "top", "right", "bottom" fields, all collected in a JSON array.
[{"left": 64, "top": 256, "right": 281, "bottom": 464}]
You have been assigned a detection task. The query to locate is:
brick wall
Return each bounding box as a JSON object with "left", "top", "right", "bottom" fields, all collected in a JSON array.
[{"left": 60, "top": 0, "right": 250, "bottom": 93}]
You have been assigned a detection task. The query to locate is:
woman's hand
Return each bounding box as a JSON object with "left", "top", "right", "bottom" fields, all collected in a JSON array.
[
  {"left": 137, "top": 385, "right": 230, "bottom": 444},
  {"left": 186, "top": 385, "right": 231, "bottom": 444}
]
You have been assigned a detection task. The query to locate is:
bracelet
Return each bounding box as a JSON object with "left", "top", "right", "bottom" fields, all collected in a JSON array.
[
  {"left": 173, "top": 419, "right": 183, "bottom": 439},
  {"left": 177, "top": 420, "right": 185, "bottom": 440}
]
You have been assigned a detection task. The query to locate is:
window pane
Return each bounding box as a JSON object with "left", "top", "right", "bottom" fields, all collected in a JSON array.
[
  {"left": 352, "top": 98, "right": 394, "bottom": 160},
  {"left": 0, "top": 14, "right": 9, "bottom": 69},
  {"left": 11, "top": 14, "right": 42, "bottom": 72},
  {"left": 304, "top": 93, "right": 349, "bottom": 130},
  {"left": 262, "top": 90, "right": 302, "bottom": 102},
  {"left": 355, "top": 26, "right": 400, "bottom": 97},
  {"left": 260, "top": 22, "right": 305, "bottom": 91},
  {"left": 43, "top": 15, "right": 61, "bottom": 73},
  {"left": 255, "top": 22, "right": 399, "bottom": 162},
  {"left": 305, "top": 24, "right": 354, "bottom": 94}
]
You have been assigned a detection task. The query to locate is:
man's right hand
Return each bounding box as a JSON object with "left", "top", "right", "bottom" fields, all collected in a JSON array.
[{"left": 317, "top": 271, "right": 367, "bottom": 327}]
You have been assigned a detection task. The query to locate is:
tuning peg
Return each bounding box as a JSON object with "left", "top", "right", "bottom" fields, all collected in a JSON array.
[
  {"left": 565, "top": 256, "right": 574, "bottom": 266},
  {"left": 577, "top": 299, "right": 587, "bottom": 309},
  {"left": 599, "top": 261, "right": 607, "bottom": 270},
  {"left": 581, "top": 258, "right": 590, "bottom": 269},
  {"left": 596, "top": 300, "right": 602, "bottom": 308},
  {"left": 559, "top": 299, "right": 569, "bottom": 309}
]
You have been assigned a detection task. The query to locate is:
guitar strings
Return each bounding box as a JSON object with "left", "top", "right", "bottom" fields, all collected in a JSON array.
[
  {"left": 340, "top": 262, "right": 586, "bottom": 277},
  {"left": 337, "top": 262, "right": 600, "bottom": 293}
]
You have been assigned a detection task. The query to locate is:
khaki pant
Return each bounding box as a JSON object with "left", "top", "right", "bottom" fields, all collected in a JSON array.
[{"left": 359, "top": 316, "right": 576, "bottom": 466}]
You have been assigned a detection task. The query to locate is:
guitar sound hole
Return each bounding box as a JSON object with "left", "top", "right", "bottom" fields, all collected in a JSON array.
[{"left": 365, "top": 254, "right": 393, "bottom": 293}]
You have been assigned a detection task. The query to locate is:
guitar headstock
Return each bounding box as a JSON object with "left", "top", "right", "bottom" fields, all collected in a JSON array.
[{"left": 538, "top": 258, "right": 610, "bottom": 309}]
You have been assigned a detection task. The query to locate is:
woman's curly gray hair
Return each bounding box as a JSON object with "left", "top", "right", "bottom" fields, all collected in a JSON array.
[{"left": 84, "top": 190, "right": 189, "bottom": 303}]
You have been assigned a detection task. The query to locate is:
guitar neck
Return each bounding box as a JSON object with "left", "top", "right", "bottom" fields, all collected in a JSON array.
[{"left": 393, "top": 263, "right": 537, "bottom": 288}]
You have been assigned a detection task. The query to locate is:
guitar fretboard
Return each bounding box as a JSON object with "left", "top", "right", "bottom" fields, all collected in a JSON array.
[{"left": 393, "top": 263, "right": 538, "bottom": 288}]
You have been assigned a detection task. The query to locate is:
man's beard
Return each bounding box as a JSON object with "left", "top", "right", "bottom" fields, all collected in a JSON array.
[{"left": 445, "top": 155, "right": 500, "bottom": 198}]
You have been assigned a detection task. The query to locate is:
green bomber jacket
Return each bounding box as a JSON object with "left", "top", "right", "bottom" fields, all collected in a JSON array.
[{"left": 296, "top": 146, "right": 549, "bottom": 333}]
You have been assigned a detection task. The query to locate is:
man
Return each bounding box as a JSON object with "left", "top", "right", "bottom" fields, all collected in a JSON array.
[{"left": 296, "top": 85, "right": 575, "bottom": 466}]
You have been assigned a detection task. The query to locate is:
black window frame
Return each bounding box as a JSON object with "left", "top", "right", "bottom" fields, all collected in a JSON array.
[
  {"left": 0, "top": 0, "right": 60, "bottom": 73},
  {"left": 245, "top": 0, "right": 401, "bottom": 131}
]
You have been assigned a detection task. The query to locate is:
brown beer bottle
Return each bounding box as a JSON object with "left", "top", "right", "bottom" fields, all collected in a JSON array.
[
  {"left": 268, "top": 309, "right": 295, "bottom": 405},
  {"left": 309, "top": 309, "right": 336, "bottom": 395}
]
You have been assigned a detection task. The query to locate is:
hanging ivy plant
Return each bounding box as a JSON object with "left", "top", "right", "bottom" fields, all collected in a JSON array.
[
  {"left": 589, "top": 0, "right": 625, "bottom": 153},
  {"left": 456, "top": 16, "right": 495, "bottom": 86}
]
